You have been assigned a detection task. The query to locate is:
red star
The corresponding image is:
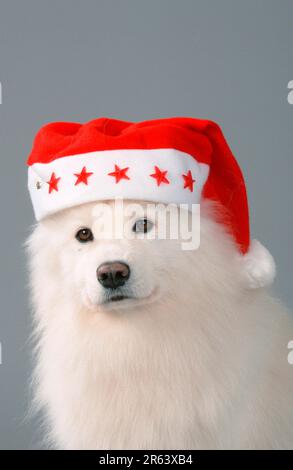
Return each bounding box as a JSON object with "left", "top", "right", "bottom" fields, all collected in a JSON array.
[
  {"left": 74, "top": 166, "right": 93, "bottom": 186},
  {"left": 150, "top": 166, "right": 170, "bottom": 186},
  {"left": 182, "top": 170, "right": 195, "bottom": 192},
  {"left": 108, "top": 164, "right": 130, "bottom": 183},
  {"left": 47, "top": 172, "right": 60, "bottom": 194}
]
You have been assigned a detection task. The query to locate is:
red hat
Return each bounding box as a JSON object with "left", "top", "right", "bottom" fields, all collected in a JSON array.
[{"left": 27, "top": 117, "right": 275, "bottom": 287}]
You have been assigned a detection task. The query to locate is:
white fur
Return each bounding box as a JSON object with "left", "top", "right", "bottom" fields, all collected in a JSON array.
[{"left": 27, "top": 200, "right": 293, "bottom": 449}]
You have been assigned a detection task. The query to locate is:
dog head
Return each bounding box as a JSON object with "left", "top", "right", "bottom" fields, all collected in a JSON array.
[{"left": 28, "top": 199, "right": 249, "bottom": 325}]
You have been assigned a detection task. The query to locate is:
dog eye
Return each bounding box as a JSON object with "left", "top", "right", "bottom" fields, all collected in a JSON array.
[
  {"left": 132, "top": 218, "right": 153, "bottom": 234},
  {"left": 75, "top": 228, "right": 94, "bottom": 243}
]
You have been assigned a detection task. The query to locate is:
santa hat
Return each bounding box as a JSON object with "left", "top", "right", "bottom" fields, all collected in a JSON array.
[{"left": 27, "top": 116, "right": 275, "bottom": 288}]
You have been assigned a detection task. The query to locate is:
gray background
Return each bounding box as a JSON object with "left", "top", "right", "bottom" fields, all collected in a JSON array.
[{"left": 0, "top": 0, "right": 292, "bottom": 449}]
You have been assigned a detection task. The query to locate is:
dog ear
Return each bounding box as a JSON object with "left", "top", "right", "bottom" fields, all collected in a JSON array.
[{"left": 239, "top": 239, "right": 276, "bottom": 289}]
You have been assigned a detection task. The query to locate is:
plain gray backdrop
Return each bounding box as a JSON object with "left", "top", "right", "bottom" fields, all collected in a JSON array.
[{"left": 0, "top": 0, "right": 292, "bottom": 449}]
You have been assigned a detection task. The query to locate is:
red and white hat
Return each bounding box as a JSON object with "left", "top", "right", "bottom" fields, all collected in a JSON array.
[{"left": 27, "top": 116, "right": 275, "bottom": 287}]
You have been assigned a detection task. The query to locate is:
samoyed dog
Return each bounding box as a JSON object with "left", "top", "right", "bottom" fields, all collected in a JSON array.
[{"left": 27, "top": 198, "right": 293, "bottom": 450}]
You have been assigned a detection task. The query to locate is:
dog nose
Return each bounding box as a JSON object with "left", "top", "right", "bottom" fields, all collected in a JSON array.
[{"left": 96, "top": 261, "right": 130, "bottom": 289}]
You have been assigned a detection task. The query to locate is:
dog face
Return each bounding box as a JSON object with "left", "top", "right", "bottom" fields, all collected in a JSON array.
[
  {"left": 67, "top": 200, "right": 164, "bottom": 310},
  {"left": 30, "top": 200, "right": 201, "bottom": 313},
  {"left": 28, "top": 198, "right": 245, "bottom": 326}
]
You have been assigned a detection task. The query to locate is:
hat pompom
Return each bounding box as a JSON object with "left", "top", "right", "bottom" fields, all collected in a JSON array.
[{"left": 241, "top": 239, "right": 276, "bottom": 289}]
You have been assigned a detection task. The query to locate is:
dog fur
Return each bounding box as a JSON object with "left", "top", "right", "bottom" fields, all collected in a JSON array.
[{"left": 27, "top": 200, "right": 293, "bottom": 449}]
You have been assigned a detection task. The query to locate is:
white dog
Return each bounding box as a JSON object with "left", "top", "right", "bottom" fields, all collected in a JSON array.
[{"left": 27, "top": 199, "right": 293, "bottom": 449}]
